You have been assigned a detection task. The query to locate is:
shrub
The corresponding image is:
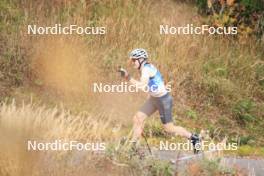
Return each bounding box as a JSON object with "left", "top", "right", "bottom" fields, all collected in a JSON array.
[
  {"left": 239, "top": 135, "right": 255, "bottom": 145},
  {"left": 186, "top": 158, "right": 236, "bottom": 175},
  {"left": 255, "top": 63, "right": 264, "bottom": 88},
  {"left": 233, "top": 99, "right": 256, "bottom": 124},
  {"left": 196, "top": 0, "right": 264, "bottom": 38},
  {"left": 186, "top": 109, "right": 198, "bottom": 120},
  {"left": 148, "top": 159, "right": 173, "bottom": 176},
  {"left": 144, "top": 119, "right": 167, "bottom": 138}
]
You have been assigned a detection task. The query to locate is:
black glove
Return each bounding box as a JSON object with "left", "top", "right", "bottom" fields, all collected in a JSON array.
[{"left": 117, "top": 66, "right": 131, "bottom": 81}]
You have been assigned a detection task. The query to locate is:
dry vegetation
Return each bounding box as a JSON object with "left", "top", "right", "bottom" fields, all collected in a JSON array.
[
  {"left": 0, "top": 100, "right": 131, "bottom": 176},
  {"left": 0, "top": 0, "right": 264, "bottom": 175}
]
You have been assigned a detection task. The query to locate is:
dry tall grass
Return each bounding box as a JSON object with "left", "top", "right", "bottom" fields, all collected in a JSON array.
[
  {"left": 0, "top": 0, "right": 264, "bottom": 175},
  {"left": 0, "top": 100, "right": 127, "bottom": 176}
]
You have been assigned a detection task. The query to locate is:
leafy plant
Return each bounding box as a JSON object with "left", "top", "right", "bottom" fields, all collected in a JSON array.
[
  {"left": 195, "top": 0, "right": 264, "bottom": 37},
  {"left": 239, "top": 135, "right": 254, "bottom": 145},
  {"left": 186, "top": 109, "right": 198, "bottom": 120},
  {"left": 255, "top": 63, "right": 264, "bottom": 87},
  {"left": 196, "top": 0, "right": 208, "bottom": 14},
  {"left": 233, "top": 99, "right": 256, "bottom": 124},
  {"left": 147, "top": 158, "right": 173, "bottom": 176},
  {"left": 186, "top": 158, "right": 236, "bottom": 175}
]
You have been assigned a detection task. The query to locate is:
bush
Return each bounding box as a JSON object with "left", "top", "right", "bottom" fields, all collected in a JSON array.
[
  {"left": 186, "top": 158, "right": 236, "bottom": 175},
  {"left": 255, "top": 63, "right": 264, "bottom": 88},
  {"left": 144, "top": 119, "right": 167, "bottom": 138},
  {"left": 186, "top": 109, "right": 198, "bottom": 120},
  {"left": 239, "top": 135, "right": 255, "bottom": 145},
  {"left": 233, "top": 99, "right": 256, "bottom": 124},
  {"left": 196, "top": 0, "right": 264, "bottom": 38},
  {"left": 196, "top": 0, "right": 208, "bottom": 14},
  {"left": 148, "top": 159, "right": 173, "bottom": 176}
]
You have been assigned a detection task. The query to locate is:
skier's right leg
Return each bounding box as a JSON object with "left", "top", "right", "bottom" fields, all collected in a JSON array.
[
  {"left": 131, "top": 111, "right": 147, "bottom": 142},
  {"left": 131, "top": 97, "right": 157, "bottom": 142}
]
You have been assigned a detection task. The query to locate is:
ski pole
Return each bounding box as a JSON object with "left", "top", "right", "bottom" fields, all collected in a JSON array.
[{"left": 142, "top": 132, "right": 152, "bottom": 155}]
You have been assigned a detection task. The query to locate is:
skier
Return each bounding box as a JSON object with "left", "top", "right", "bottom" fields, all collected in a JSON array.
[{"left": 118, "top": 48, "right": 201, "bottom": 153}]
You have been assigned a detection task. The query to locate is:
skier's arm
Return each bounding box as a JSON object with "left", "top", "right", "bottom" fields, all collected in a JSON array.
[{"left": 118, "top": 66, "right": 150, "bottom": 90}]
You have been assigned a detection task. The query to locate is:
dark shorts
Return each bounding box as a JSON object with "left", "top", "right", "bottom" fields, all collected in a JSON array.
[{"left": 139, "top": 93, "right": 173, "bottom": 124}]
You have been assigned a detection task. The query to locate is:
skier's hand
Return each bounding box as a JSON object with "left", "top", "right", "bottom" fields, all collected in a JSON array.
[{"left": 118, "top": 66, "right": 131, "bottom": 81}]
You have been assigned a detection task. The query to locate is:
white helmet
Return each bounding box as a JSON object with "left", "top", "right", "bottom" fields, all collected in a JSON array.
[{"left": 129, "top": 48, "right": 148, "bottom": 60}]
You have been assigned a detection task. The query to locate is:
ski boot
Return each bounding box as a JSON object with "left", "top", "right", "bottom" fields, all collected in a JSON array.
[{"left": 190, "top": 133, "right": 201, "bottom": 154}]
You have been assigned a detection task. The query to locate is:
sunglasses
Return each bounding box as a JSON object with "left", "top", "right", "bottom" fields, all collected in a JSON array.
[{"left": 131, "top": 59, "right": 139, "bottom": 63}]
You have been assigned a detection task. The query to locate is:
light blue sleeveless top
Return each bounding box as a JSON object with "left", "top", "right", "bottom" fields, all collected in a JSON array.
[{"left": 144, "top": 64, "right": 165, "bottom": 93}]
